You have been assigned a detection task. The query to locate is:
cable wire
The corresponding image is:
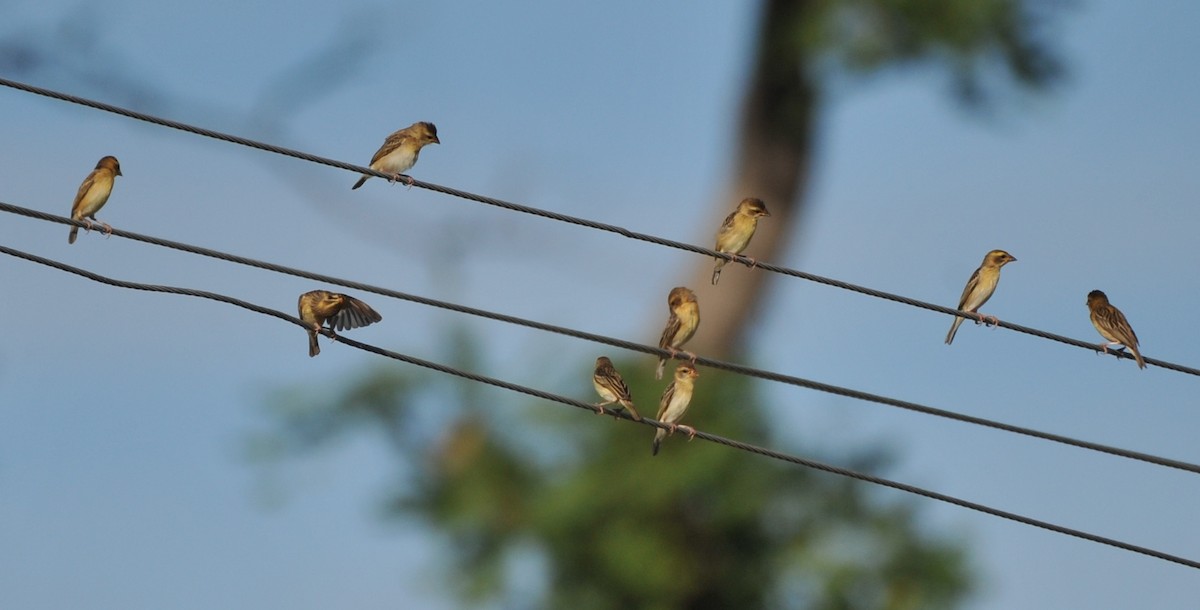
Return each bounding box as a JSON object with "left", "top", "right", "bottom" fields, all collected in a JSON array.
[
  {"left": 3, "top": 201, "right": 1199, "bottom": 479},
  {"left": 0, "top": 76, "right": 1185, "bottom": 375},
  {"left": 2, "top": 241, "right": 1197, "bottom": 571}
]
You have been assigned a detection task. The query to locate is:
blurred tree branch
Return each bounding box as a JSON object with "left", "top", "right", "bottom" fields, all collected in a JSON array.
[{"left": 689, "top": 0, "right": 1066, "bottom": 356}]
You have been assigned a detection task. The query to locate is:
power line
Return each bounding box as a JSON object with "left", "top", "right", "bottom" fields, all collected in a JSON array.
[
  {"left": 3, "top": 241, "right": 1197, "bottom": 572},
  {"left": 0, "top": 76, "right": 1179, "bottom": 374},
  {"left": 2, "top": 201, "right": 1199, "bottom": 478}
]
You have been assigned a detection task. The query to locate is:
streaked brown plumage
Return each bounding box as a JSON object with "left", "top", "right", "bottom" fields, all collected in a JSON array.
[
  {"left": 351, "top": 121, "right": 440, "bottom": 189},
  {"left": 1087, "top": 290, "right": 1145, "bottom": 369},
  {"left": 712, "top": 197, "right": 770, "bottom": 285},
  {"left": 68, "top": 156, "right": 122, "bottom": 244},
  {"left": 297, "top": 290, "right": 383, "bottom": 357},
  {"left": 592, "top": 356, "right": 641, "bottom": 421},
  {"left": 945, "top": 249, "right": 1017, "bottom": 344},
  {"left": 652, "top": 363, "right": 699, "bottom": 456},
  {"left": 655, "top": 286, "right": 700, "bottom": 379}
]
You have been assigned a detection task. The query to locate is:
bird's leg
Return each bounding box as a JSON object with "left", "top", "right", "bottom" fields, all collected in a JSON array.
[
  {"left": 404, "top": 175, "right": 415, "bottom": 188},
  {"left": 592, "top": 400, "right": 612, "bottom": 416},
  {"left": 81, "top": 218, "right": 94, "bottom": 234},
  {"left": 976, "top": 312, "right": 1000, "bottom": 327},
  {"left": 682, "top": 350, "right": 698, "bottom": 364},
  {"left": 665, "top": 422, "right": 678, "bottom": 436},
  {"left": 742, "top": 255, "right": 760, "bottom": 269},
  {"left": 678, "top": 425, "right": 697, "bottom": 441},
  {"left": 100, "top": 221, "right": 113, "bottom": 238}
]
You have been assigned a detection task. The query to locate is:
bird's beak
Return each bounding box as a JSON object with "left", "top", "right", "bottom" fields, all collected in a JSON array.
[
  {"left": 1008, "top": 256, "right": 1017, "bottom": 262},
  {"left": 431, "top": 135, "right": 441, "bottom": 145}
]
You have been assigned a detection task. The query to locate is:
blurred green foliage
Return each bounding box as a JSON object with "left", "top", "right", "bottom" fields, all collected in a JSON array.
[{"left": 253, "top": 335, "right": 972, "bottom": 608}]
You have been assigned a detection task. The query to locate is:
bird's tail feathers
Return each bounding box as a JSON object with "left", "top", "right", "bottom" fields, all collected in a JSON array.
[
  {"left": 351, "top": 175, "right": 369, "bottom": 190},
  {"left": 308, "top": 331, "right": 320, "bottom": 357},
  {"left": 621, "top": 400, "right": 642, "bottom": 421},
  {"left": 945, "top": 317, "right": 964, "bottom": 345},
  {"left": 712, "top": 259, "right": 727, "bottom": 285},
  {"left": 68, "top": 226, "right": 79, "bottom": 244},
  {"left": 655, "top": 358, "right": 666, "bottom": 380},
  {"left": 652, "top": 428, "right": 666, "bottom": 456}
]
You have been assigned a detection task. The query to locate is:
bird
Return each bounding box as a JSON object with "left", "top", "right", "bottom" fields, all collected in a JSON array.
[
  {"left": 592, "top": 356, "right": 641, "bottom": 421},
  {"left": 712, "top": 197, "right": 771, "bottom": 285},
  {"left": 351, "top": 121, "right": 439, "bottom": 189},
  {"left": 945, "top": 249, "right": 1017, "bottom": 345},
  {"left": 68, "top": 155, "right": 122, "bottom": 244},
  {"left": 656, "top": 286, "right": 700, "bottom": 379},
  {"left": 652, "top": 363, "right": 699, "bottom": 456},
  {"left": 297, "top": 290, "right": 383, "bottom": 357},
  {"left": 1087, "top": 290, "right": 1145, "bottom": 369}
]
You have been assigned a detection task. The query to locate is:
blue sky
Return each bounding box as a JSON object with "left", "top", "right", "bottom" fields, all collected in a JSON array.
[{"left": 2, "top": 1, "right": 1199, "bottom": 608}]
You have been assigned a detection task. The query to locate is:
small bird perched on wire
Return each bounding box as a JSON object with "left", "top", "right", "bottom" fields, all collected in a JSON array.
[
  {"left": 945, "top": 249, "right": 1017, "bottom": 345},
  {"left": 652, "top": 363, "right": 699, "bottom": 456},
  {"left": 68, "top": 155, "right": 122, "bottom": 244},
  {"left": 712, "top": 197, "right": 771, "bottom": 285},
  {"left": 656, "top": 286, "right": 700, "bottom": 379},
  {"left": 591, "top": 356, "right": 641, "bottom": 421},
  {"left": 1086, "top": 290, "right": 1146, "bottom": 369},
  {"left": 351, "top": 121, "right": 440, "bottom": 190},
  {"left": 297, "top": 290, "right": 383, "bottom": 357}
]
